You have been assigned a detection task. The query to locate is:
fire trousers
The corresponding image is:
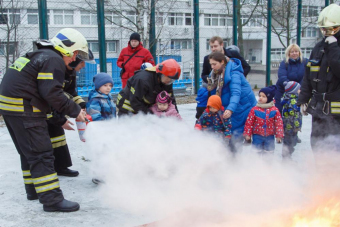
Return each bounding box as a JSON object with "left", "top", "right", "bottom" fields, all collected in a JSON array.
[
  {"left": 3, "top": 115, "right": 64, "bottom": 206},
  {"left": 47, "top": 122, "right": 72, "bottom": 170}
]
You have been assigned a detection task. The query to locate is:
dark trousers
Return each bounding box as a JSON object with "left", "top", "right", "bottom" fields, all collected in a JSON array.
[
  {"left": 47, "top": 122, "right": 72, "bottom": 170},
  {"left": 3, "top": 115, "right": 64, "bottom": 205},
  {"left": 310, "top": 115, "right": 340, "bottom": 152},
  {"left": 282, "top": 133, "right": 297, "bottom": 158}
]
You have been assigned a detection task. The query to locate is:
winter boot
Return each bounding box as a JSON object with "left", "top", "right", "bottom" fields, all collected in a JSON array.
[
  {"left": 56, "top": 168, "right": 79, "bottom": 177},
  {"left": 43, "top": 199, "right": 80, "bottom": 212},
  {"left": 25, "top": 184, "right": 38, "bottom": 200}
]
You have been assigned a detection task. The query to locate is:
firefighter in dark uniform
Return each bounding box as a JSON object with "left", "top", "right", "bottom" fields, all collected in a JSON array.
[
  {"left": 0, "top": 28, "right": 88, "bottom": 212},
  {"left": 116, "top": 59, "right": 181, "bottom": 116},
  {"left": 47, "top": 49, "right": 95, "bottom": 177},
  {"left": 297, "top": 4, "right": 340, "bottom": 151}
]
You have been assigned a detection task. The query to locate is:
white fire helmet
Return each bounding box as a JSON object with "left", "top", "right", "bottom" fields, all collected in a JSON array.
[
  {"left": 317, "top": 4, "right": 340, "bottom": 36},
  {"left": 50, "top": 28, "right": 89, "bottom": 60}
]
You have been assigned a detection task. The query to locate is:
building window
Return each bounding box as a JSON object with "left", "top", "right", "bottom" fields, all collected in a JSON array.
[
  {"left": 242, "top": 15, "right": 264, "bottom": 27},
  {"left": 53, "top": 10, "right": 73, "bottom": 25},
  {"left": 0, "top": 9, "right": 20, "bottom": 24},
  {"left": 302, "top": 6, "right": 320, "bottom": 17},
  {"left": 156, "top": 12, "right": 165, "bottom": 25},
  {"left": 271, "top": 48, "right": 285, "bottom": 61},
  {"left": 301, "top": 47, "right": 312, "bottom": 58},
  {"left": 185, "top": 13, "right": 192, "bottom": 25},
  {"left": 105, "top": 12, "right": 121, "bottom": 25},
  {"left": 204, "top": 14, "right": 227, "bottom": 26},
  {"left": 0, "top": 43, "right": 17, "bottom": 56},
  {"left": 81, "top": 11, "right": 97, "bottom": 25},
  {"left": 302, "top": 27, "right": 317, "bottom": 37},
  {"left": 89, "top": 41, "right": 117, "bottom": 53},
  {"left": 27, "top": 9, "right": 50, "bottom": 25},
  {"left": 171, "top": 39, "right": 192, "bottom": 50},
  {"left": 168, "top": 13, "right": 183, "bottom": 26},
  {"left": 126, "top": 11, "right": 136, "bottom": 26}
]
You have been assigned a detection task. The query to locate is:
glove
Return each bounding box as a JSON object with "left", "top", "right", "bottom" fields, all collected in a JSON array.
[
  {"left": 325, "top": 36, "right": 337, "bottom": 44},
  {"left": 300, "top": 103, "right": 308, "bottom": 116}
]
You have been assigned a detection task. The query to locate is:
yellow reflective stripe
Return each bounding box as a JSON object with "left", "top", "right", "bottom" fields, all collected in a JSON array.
[
  {"left": 307, "top": 62, "right": 311, "bottom": 67},
  {"left": 73, "top": 96, "right": 85, "bottom": 104},
  {"left": 9, "top": 57, "right": 30, "bottom": 72},
  {"left": 33, "top": 106, "right": 41, "bottom": 112},
  {"left": 143, "top": 96, "right": 151, "bottom": 104},
  {"left": 331, "top": 102, "right": 340, "bottom": 108},
  {"left": 310, "top": 66, "right": 320, "bottom": 72},
  {"left": 52, "top": 140, "right": 67, "bottom": 149},
  {"left": 47, "top": 114, "right": 53, "bottom": 118},
  {"left": 54, "top": 45, "right": 71, "bottom": 57},
  {"left": 35, "top": 181, "right": 60, "bottom": 193},
  {"left": 51, "top": 135, "right": 66, "bottom": 143},
  {"left": 130, "top": 87, "right": 135, "bottom": 94},
  {"left": 0, "top": 103, "right": 24, "bottom": 112},
  {"left": 24, "top": 178, "right": 34, "bottom": 184},
  {"left": 124, "top": 99, "right": 131, "bottom": 105},
  {"left": 0, "top": 95, "right": 23, "bottom": 104},
  {"left": 22, "top": 170, "right": 31, "bottom": 177},
  {"left": 33, "top": 173, "right": 58, "bottom": 185},
  {"left": 37, "top": 73, "right": 53, "bottom": 80},
  {"left": 122, "top": 104, "right": 135, "bottom": 112},
  {"left": 331, "top": 108, "right": 340, "bottom": 114}
]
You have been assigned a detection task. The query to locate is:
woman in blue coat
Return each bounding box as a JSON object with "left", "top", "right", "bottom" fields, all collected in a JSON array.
[
  {"left": 196, "top": 52, "right": 257, "bottom": 152},
  {"left": 274, "top": 44, "right": 308, "bottom": 114}
]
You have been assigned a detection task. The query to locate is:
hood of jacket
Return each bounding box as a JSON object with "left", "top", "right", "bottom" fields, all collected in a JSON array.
[
  {"left": 224, "top": 58, "right": 243, "bottom": 82},
  {"left": 88, "top": 89, "right": 111, "bottom": 100}
]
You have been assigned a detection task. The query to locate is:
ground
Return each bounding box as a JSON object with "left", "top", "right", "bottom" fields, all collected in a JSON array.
[{"left": 1, "top": 100, "right": 340, "bottom": 227}]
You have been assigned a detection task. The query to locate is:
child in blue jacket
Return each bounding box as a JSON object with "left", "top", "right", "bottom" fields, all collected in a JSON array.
[{"left": 86, "top": 73, "right": 116, "bottom": 121}]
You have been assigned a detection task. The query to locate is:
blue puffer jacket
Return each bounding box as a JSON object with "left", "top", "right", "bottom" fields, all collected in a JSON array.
[
  {"left": 86, "top": 90, "right": 116, "bottom": 121},
  {"left": 274, "top": 58, "right": 307, "bottom": 113},
  {"left": 196, "top": 58, "right": 256, "bottom": 137}
]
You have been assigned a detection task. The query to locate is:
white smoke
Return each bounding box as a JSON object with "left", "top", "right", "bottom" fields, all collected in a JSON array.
[{"left": 83, "top": 113, "right": 340, "bottom": 227}]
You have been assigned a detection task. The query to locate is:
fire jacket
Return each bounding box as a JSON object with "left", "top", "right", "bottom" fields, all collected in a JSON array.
[
  {"left": 117, "top": 42, "right": 154, "bottom": 84},
  {"left": 243, "top": 105, "right": 284, "bottom": 138},
  {"left": 116, "top": 69, "right": 177, "bottom": 115},
  {"left": 0, "top": 47, "right": 81, "bottom": 118},
  {"left": 297, "top": 37, "right": 340, "bottom": 116}
]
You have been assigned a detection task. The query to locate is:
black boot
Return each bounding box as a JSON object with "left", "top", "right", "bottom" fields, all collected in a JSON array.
[
  {"left": 43, "top": 199, "right": 80, "bottom": 212},
  {"left": 25, "top": 185, "right": 38, "bottom": 200},
  {"left": 56, "top": 168, "right": 79, "bottom": 177}
]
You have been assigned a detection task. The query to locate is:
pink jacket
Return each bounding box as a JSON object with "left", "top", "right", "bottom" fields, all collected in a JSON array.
[{"left": 150, "top": 103, "right": 182, "bottom": 120}]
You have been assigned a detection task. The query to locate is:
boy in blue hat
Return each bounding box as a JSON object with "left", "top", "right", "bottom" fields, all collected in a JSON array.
[{"left": 86, "top": 73, "right": 116, "bottom": 121}]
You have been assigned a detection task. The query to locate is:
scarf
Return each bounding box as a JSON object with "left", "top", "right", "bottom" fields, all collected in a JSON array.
[
  {"left": 256, "top": 101, "right": 274, "bottom": 109},
  {"left": 207, "top": 64, "right": 225, "bottom": 97}
]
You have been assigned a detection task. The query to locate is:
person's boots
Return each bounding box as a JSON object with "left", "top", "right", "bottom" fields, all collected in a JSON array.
[
  {"left": 43, "top": 199, "right": 80, "bottom": 212},
  {"left": 25, "top": 184, "right": 38, "bottom": 200},
  {"left": 56, "top": 168, "right": 79, "bottom": 177}
]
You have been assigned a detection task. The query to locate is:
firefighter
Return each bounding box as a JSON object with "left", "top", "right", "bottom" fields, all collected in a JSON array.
[
  {"left": 116, "top": 59, "right": 181, "bottom": 116},
  {"left": 47, "top": 49, "right": 95, "bottom": 177},
  {"left": 297, "top": 4, "right": 340, "bottom": 151},
  {"left": 0, "top": 28, "right": 88, "bottom": 212}
]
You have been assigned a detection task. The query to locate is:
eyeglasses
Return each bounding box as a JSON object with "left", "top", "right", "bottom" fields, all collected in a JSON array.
[{"left": 320, "top": 26, "right": 340, "bottom": 36}]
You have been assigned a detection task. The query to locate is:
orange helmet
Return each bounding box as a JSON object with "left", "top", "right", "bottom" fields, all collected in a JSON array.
[{"left": 156, "top": 59, "right": 181, "bottom": 79}]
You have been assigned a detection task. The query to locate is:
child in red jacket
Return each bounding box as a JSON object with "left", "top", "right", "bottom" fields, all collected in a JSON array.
[{"left": 243, "top": 85, "right": 284, "bottom": 153}]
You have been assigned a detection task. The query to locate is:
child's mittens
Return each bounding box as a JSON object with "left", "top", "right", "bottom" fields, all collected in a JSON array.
[{"left": 276, "top": 137, "right": 282, "bottom": 144}]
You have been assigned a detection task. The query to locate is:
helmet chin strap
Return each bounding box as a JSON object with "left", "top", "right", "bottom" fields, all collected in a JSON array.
[{"left": 321, "top": 26, "right": 340, "bottom": 37}]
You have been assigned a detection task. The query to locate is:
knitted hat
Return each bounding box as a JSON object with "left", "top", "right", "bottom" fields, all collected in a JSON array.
[
  {"left": 284, "top": 81, "right": 301, "bottom": 95},
  {"left": 207, "top": 95, "right": 222, "bottom": 110},
  {"left": 156, "top": 91, "right": 171, "bottom": 104},
  {"left": 93, "top": 73, "right": 114, "bottom": 90},
  {"left": 130, "top": 32, "right": 141, "bottom": 42},
  {"left": 259, "top": 85, "right": 277, "bottom": 103}
]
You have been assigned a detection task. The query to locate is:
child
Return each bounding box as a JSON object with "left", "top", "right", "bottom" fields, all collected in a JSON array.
[
  {"left": 243, "top": 85, "right": 284, "bottom": 154},
  {"left": 86, "top": 73, "right": 116, "bottom": 121},
  {"left": 150, "top": 91, "right": 182, "bottom": 120},
  {"left": 281, "top": 81, "right": 302, "bottom": 159},
  {"left": 195, "top": 95, "right": 232, "bottom": 144}
]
